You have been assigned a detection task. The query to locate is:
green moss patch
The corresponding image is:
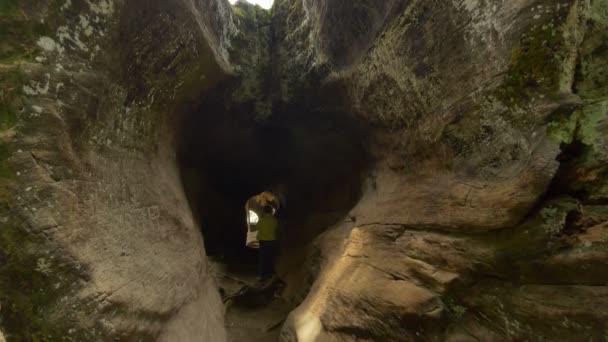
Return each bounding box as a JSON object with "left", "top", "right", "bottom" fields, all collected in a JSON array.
[
  {"left": 228, "top": 1, "right": 273, "bottom": 119},
  {"left": 577, "top": 100, "right": 608, "bottom": 149},
  {"left": 0, "top": 104, "right": 17, "bottom": 131},
  {"left": 232, "top": 5, "right": 246, "bottom": 18},
  {"left": 0, "top": 14, "right": 49, "bottom": 62},
  {"left": 499, "top": 29, "right": 563, "bottom": 107},
  {"left": 0, "top": 143, "right": 13, "bottom": 180},
  {"left": 0, "top": 140, "right": 89, "bottom": 339},
  {"left": 497, "top": 5, "right": 572, "bottom": 109},
  {"left": 0, "top": 0, "right": 19, "bottom": 16},
  {"left": 0, "top": 67, "right": 25, "bottom": 132},
  {"left": 0, "top": 214, "right": 90, "bottom": 340},
  {"left": 546, "top": 106, "right": 580, "bottom": 144}
]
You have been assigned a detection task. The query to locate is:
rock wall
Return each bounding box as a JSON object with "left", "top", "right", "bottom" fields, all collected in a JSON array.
[
  {"left": 275, "top": 0, "right": 608, "bottom": 340},
  {"left": 1, "top": 0, "right": 606, "bottom": 340},
  {"left": 228, "top": 1, "right": 273, "bottom": 119},
  {"left": 0, "top": 0, "right": 234, "bottom": 340}
]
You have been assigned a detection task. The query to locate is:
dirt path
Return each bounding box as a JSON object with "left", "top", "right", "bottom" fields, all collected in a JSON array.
[{"left": 210, "top": 258, "right": 292, "bottom": 342}]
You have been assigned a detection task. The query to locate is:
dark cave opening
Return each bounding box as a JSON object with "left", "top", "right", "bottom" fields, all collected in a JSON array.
[{"left": 176, "top": 86, "right": 370, "bottom": 266}]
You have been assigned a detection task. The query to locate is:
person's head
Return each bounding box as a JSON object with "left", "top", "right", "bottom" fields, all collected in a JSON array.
[{"left": 263, "top": 205, "right": 274, "bottom": 216}]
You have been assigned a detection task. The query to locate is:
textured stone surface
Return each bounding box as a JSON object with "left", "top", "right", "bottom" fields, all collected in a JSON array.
[
  {"left": 276, "top": 0, "right": 588, "bottom": 231},
  {"left": 274, "top": 0, "right": 608, "bottom": 340},
  {"left": 228, "top": 1, "right": 272, "bottom": 120},
  {"left": 0, "top": 0, "right": 233, "bottom": 340},
  {"left": 1, "top": 0, "right": 606, "bottom": 340}
]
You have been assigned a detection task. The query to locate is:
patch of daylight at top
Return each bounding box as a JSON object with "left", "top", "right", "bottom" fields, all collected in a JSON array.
[{"left": 229, "top": 0, "right": 273, "bottom": 10}]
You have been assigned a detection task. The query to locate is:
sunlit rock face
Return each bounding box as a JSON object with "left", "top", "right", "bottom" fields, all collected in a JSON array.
[
  {"left": 0, "top": 0, "right": 233, "bottom": 340},
  {"left": 275, "top": 0, "right": 608, "bottom": 340}
]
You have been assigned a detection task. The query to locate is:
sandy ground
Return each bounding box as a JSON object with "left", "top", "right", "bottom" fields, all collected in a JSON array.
[{"left": 210, "top": 257, "right": 292, "bottom": 342}]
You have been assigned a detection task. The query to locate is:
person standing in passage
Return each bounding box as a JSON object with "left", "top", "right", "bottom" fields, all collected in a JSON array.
[{"left": 255, "top": 204, "right": 278, "bottom": 281}]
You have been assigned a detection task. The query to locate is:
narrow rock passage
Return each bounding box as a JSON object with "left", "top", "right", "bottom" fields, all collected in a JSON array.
[
  {"left": 175, "top": 82, "right": 369, "bottom": 342},
  {"left": 177, "top": 86, "right": 367, "bottom": 250}
]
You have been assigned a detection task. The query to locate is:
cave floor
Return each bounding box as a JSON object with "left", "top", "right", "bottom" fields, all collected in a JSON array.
[{"left": 210, "top": 258, "right": 292, "bottom": 342}]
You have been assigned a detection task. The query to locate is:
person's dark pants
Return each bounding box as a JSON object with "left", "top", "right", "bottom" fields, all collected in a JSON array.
[{"left": 258, "top": 240, "right": 277, "bottom": 280}]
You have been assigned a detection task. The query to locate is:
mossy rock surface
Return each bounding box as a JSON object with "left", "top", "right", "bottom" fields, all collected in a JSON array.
[
  {"left": 0, "top": 0, "right": 232, "bottom": 340},
  {"left": 0, "top": 217, "right": 90, "bottom": 341},
  {"left": 0, "top": 7, "right": 50, "bottom": 62},
  {"left": 227, "top": 1, "right": 273, "bottom": 120},
  {"left": 0, "top": 0, "right": 19, "bottom": 16}
]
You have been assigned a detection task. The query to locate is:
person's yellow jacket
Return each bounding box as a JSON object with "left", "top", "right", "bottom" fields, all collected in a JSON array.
[{"left": 256, "top": 214, "right": 278, "bottom": 241}]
